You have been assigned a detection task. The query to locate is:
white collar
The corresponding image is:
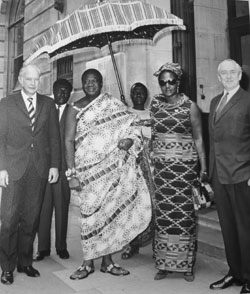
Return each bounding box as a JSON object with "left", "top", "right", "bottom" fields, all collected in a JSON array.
[
  {"left": 21, "top": 90, "right": 37, "bottom": 101},
  {"left": 224, "top": 85, "right": 240, "bottom": 98}
]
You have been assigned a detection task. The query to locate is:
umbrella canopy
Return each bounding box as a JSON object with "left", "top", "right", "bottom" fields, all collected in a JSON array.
[
  {"left": 25, "top": 1, "right": 185, "bottom": 103},
  {"left": 26, "top": 1, "right": 185, "bottom": 62}
]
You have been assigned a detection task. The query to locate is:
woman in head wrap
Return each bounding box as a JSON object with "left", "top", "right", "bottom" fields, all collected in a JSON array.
[{"left": 150, "top": 62, "right": 207, "bottom": 282}]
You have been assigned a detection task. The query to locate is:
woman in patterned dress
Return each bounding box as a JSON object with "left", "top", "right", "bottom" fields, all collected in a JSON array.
[
  {"left": 150, "top": 63, "right": 207, "bottom": 282},
  {"left": 64, "top": 69, "right": 151, "bottom": 280}
]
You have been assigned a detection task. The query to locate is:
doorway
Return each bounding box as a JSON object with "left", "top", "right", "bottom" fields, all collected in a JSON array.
[{"left": 228, "top": 0, "right": 250, "bottom": 92}]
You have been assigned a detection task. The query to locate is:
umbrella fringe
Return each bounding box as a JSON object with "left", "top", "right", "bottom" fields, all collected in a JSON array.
[{"left": 25, "top": 1, "right": 186, "bottom": 64}]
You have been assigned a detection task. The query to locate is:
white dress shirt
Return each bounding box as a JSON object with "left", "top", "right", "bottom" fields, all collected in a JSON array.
[
  {"left": 57, "top": 104, "right": 67, "bottom": 121},
  {"left": 21, "top": 90, "right": 37, "bottom": 111}
]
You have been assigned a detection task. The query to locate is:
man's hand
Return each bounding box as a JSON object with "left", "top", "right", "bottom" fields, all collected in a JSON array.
[
  {"left": 69, "top": 177, "right": 82, "bottom": 191},
  {"left": 248, "top": 178, "right": 250, "bottom": 186},
  {"left": 0, "top": 170, "right": 9, "bottom": 188},
  {"left": 48, "top": 168, "right": 59, "bottom": 184}
]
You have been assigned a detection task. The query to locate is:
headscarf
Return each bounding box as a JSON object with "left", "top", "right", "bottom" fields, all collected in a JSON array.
[{"left": 153, "top": 62, "right": 183, "bottom": 79}]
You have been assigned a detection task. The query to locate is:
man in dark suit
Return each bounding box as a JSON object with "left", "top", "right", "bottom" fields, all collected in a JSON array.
[
  {"left": 209, "top": 59, "right": 250, "bottom": 294},
  {"left": 0, "top": 64, "right": 61, "bottom": 285},
  {"left": 34, "top": 79, "right": 72, "bottom": 261}
]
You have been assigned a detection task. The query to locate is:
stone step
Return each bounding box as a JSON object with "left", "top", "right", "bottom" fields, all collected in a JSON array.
[{"left": 196, "top": 207, "right": 226, "bottom": 261}]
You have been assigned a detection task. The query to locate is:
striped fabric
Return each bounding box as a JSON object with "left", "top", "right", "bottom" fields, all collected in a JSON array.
[
  {"left": 26, "top": 1, "right": 185, "bottom": 63},
  {"left": 28, "top": 97, "right": 35, "bottom": 131}
]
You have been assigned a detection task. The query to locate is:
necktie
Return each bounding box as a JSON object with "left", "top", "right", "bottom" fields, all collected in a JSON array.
[
  {"left": 57, "top": 105, "right": 61, "bottom": 120},
  {"left": 28, "top": 97, "right": 35, "bottom": 131},
  {"left": 216, "top": 92, "right": 228, "bottom": 117}
]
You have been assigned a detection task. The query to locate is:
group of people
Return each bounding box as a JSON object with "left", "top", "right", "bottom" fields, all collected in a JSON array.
[{"left": 0, "top": 58, "right": 250, "bottom": 294}]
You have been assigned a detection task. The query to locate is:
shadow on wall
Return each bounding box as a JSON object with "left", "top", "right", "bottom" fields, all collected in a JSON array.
[{"left": 241, "top": 71, "right": 249, "bottom": 92}]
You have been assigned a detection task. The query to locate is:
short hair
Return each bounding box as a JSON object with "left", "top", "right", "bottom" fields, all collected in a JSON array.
[
  {"left": 217, "top": 59, "right": 242, "bottom": 74},
  {"left": 130, "top": 82, "right": 148, "bottom": 98},
  {"left": 81, "top": 68, "right": 103, "bottom": 85},
  {"left": 19, "top": 64, "right": 41, "bottom": 79},
  {"left": 53, "top": 78, "right": 73, "bottom": 92}
]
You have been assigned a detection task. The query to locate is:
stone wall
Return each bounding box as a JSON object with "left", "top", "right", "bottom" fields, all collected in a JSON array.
[
  {"left": 0, "top": 13, "right": 5, "bottom": 99},
  {"left": 194, "top": 0, "right": 229, "bottom": 113},
  {"left": 0, "top": 1, "right": 7, "bottom": 99}
]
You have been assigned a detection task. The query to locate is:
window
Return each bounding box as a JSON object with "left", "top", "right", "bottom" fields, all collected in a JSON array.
[
  {"left": 235, "top": 0, "right": 249, "bottom": 17},
  {"left": 57, "top": 55, "right": 73, "bottom": 85},
  {"left": 8, "top": 0, "right": 25, "bottom": 93}
]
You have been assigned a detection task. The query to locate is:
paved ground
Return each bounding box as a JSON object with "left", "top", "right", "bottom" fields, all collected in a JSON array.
[{"left": 0, "top": 201, "right": 241, "bottom": 294}]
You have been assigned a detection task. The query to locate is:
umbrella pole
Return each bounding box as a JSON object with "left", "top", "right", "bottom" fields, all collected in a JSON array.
[{"left": 107, "top": 39, "right": 127, "bottom": 105}]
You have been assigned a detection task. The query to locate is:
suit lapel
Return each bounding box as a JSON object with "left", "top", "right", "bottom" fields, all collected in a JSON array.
[
  {"left": 14, "top": 92, "right": 30, "bottom": 118},
  {"left": 215, "top": 88, "right": 243, "bottom": 123},
  {"left": 211, "top": 95, "right": 221, "bottom": 127},
  {"left": 60, "top": 104, "right": 68, "bottom": 126},
  {"left": 35, "top": 94, "right": 43, "bottom": 121}
]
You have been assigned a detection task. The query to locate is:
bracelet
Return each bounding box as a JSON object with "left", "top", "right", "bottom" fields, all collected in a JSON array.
[
  {"left": 66, "top": 176, "right": 77, "bottom": 181},
  {"left": 65, "top": 167, "right": 76, "bottom": 179}
]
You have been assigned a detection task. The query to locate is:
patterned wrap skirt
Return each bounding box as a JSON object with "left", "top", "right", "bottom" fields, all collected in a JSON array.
[{"left": 153, "top": 158, "right": 198, "bottom": 273}]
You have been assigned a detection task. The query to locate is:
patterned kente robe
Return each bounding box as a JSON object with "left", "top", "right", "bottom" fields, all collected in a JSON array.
[{"left": 72, "top": 93, "right": 152, "bottom": 260}]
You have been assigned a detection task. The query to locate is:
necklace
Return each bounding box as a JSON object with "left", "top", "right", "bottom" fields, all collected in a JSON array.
[{"left": 158, "top": 94, "right": 184, "bottom": 109}]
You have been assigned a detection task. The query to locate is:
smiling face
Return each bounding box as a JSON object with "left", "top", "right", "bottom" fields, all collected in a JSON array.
[
  {"left": 82, "top": 72, "right": 102, "bottom": 99},
  {"left": 158, "top": 70, "right": 180, "bottom": 98},
  {"left": 217, "top": 60, "right": 242, "bottom": 91},
  {"left": 18, "top": 65, "right": 40, "bottom": 96}
]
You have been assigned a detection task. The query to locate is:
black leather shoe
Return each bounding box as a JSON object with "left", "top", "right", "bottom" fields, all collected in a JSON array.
[
  {"left": 33, "top": 250, "right": 50, "bottom": 261},
  {"left": 210, "top": 274, "right": 242, "bottom": 290},
  {"left": 1, "top": 271, "right": 13, "bottom": 285},
  {"left": 56, "top": 249, "right": 69, "bottom": 259},
  {"left": 17, "top": 265, "right": 40, "bottom": 277},
  {"left": 241, "top": 283, "right": 250, "bottom": 293}
]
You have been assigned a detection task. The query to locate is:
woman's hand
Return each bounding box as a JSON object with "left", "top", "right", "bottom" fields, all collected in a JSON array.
[
  {"left": 200, "top": 170, "right": 209, "bottom": 182},
  {"left": 118, "top": 138, "right": 134, "bottom": 151},
  {"left": 69, "top": 177, "right": 82, "bottom": 191}
]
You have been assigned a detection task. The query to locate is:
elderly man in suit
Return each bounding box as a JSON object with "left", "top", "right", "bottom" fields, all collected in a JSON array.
[
  {"left": 0, "top": 64, "right": 61, "bottom": 285},
  {"left": 34, "top": 79, "right": 72, "bottom": 262},
  {"left": 209, "top": 59, "right": 250, "bottom": 294}
]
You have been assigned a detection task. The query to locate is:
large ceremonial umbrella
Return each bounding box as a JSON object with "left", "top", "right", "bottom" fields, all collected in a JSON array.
[{"left": 26, "top": 1, "right": 185, "bottom": 103}]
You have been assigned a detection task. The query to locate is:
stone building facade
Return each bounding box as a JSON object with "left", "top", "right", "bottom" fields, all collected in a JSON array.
[{"left": 1, "top": 0, "right": 248, "bottom": 111}]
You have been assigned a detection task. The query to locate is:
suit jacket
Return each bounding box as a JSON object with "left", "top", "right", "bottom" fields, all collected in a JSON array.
[
  {"left": 0, "top": 91, "right": 61, "bottom": 180},
  {"left": 209, "top": 87, "right": 250, "bottom": 184}
]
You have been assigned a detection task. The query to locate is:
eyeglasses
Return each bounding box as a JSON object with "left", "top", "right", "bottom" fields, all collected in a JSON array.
[{"left": 159, "top": 79, "right": 178, "bottom": 87}]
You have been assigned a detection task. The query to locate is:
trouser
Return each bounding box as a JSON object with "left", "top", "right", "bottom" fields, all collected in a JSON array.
[
  {"left": 0, "top": 160, "right": 47, "bottom": 271},
  {"left": 37, "top": 172, "right": 70, "bottom": 252},
  {"left": 212, "top": 168, "right": 250, "bottom": 283}
]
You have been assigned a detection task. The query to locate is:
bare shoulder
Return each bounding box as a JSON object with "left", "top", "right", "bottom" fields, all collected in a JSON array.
[
  {"left": 73, "top": 97, "right": 90, "bottom": 109},
  {"left": 190, "top": 100, "right": 200, "bottom": 112}
]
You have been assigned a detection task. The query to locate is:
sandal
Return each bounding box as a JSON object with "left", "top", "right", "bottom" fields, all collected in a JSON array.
[
  {"left": 69, "top": 265, "right": 95, "bottom": 280},
  {"left": 184, "top": 272, "right": 195, "bottom": 282},
  {"left": 100, "top": 263, "right": 130, "bottom": 276},
  {"left": 121, "top": 246, "right": 139, "bottom": 260},
  {"left": 154, "top": 270, "right": 168, "bottom": 280}
]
